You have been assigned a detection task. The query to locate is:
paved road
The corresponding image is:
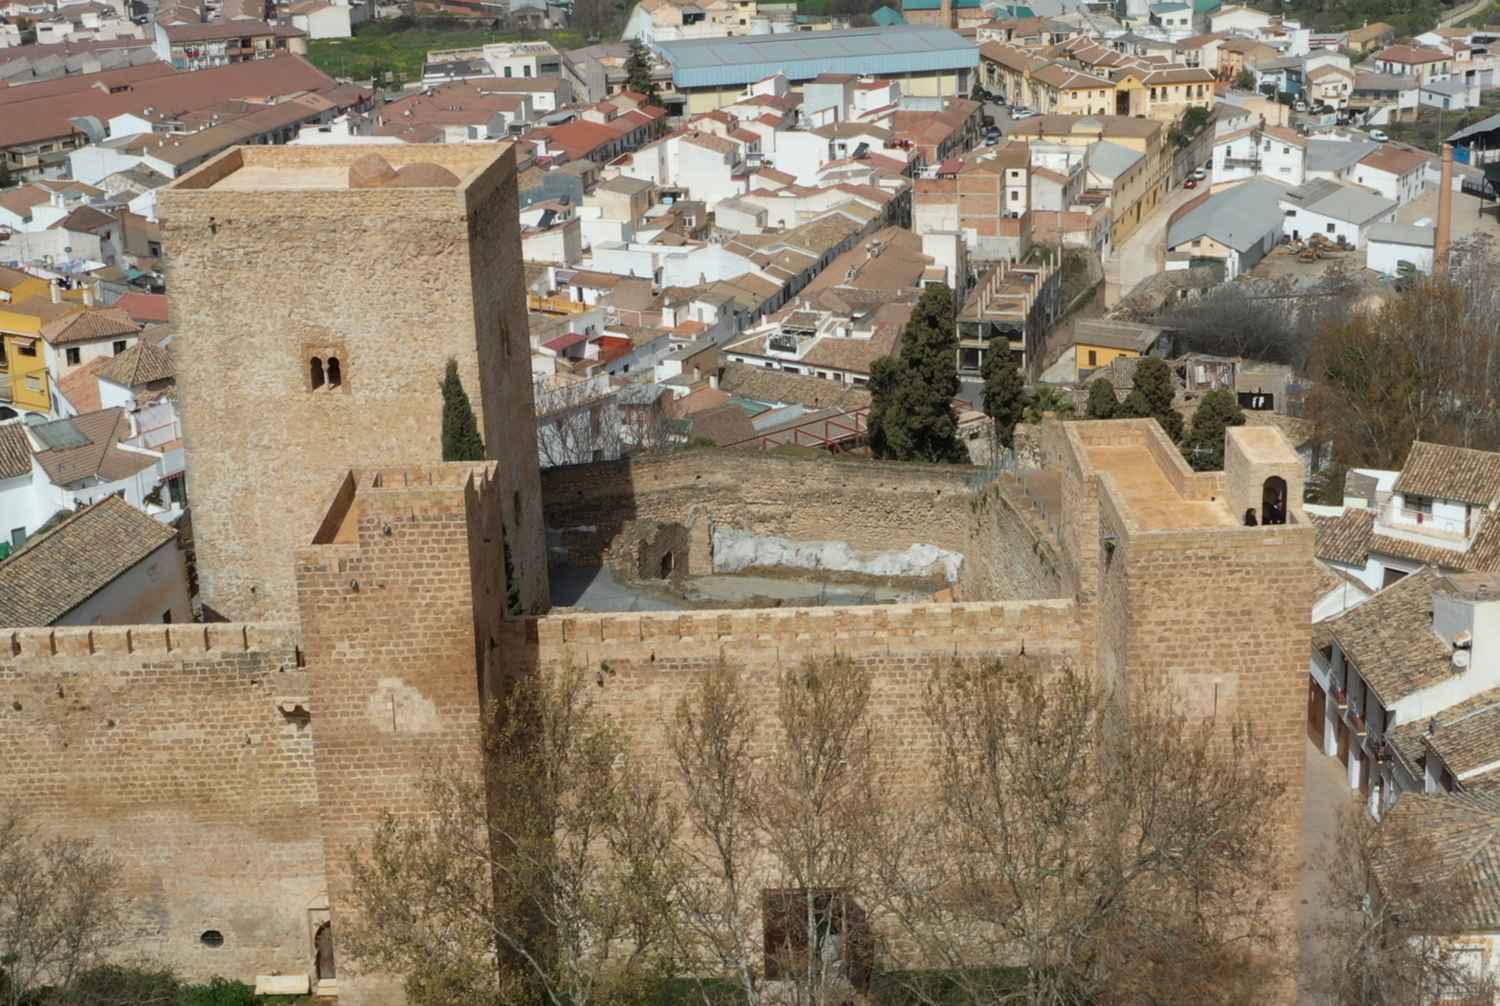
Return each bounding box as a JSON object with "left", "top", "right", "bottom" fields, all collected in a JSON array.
[{"left": 1102, "top": 180, "right": 1202, "bottom": 307}]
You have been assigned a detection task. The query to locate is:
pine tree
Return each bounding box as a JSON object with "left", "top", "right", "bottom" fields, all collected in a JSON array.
[
  {"left": 1181, "top": 388, "right": 1245, "bottom": 471},
  {"left": 1085, "top": 378, "right": 1119, "bottom": 420},
  {"left": 441, "top": 358, "right": 485, "bottom": 462},
  {"left": 625, "top": 39, "right": 659, "bottom": 104},
  {"left": 867, "top": 284, "right": 966, "bottom": 464},
  {"left": 980, "top": 348, "right": 1027, "bottom": 449},
  {"left": 1120, "top": 357, "right": 1182, "bottom": 441}
]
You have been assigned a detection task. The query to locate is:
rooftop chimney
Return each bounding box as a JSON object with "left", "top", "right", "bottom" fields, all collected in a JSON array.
[
  {"left": 1436, "top": 142, "right": 1454, "bottom": 277},
  {"left": 50, "top": 281, "right": 61, "bottom": 304},
  {"left": 940, "top": 0, "right": 953, "bottom": 29}
]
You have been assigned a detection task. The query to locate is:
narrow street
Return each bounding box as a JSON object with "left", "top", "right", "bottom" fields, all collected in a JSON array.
[{"left": 1103, "top": 181, "right": 1203, "bottom": 307}]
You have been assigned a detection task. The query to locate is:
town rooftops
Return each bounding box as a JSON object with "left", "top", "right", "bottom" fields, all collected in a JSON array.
[
  {"left": 27, "top": 407, "right": 155, "bottom": 486},
  {"left": 1282, "top": 178, "right": 1395, "bottom": 225},
  {"left": 1360, "top": 144, "right": 1428, "bottom": 175},
  {"left": 99, "top": 339, "right": 174, "bottom": 388},
  {"left": 1423, "top": 76, "right": 1471, "bottom": 96},
  {"left": 1374, "top": 43, "right": 1448, "bottom": 63},
  {"left": 0, "top": 55, "right": 338, "bottom": 150},
  {"left": 41, "top": 306, "right": 139, "bottom": 346},
  {"left": 1325, "top": 567, "right": 1452, "bottom": 704},
  {"left": 0, "top": 421, "right": 30, "bottom": 480},
  {"left": 1388, "top": 678, "right": 1500, "bottom": 786},
  {"left": 1072, "top": 318, "right": 1163, "bottom": 352},
  {"left": 0, "top": 494, "right": 177, "bottom": 625},
  {"left": 1167, "top": 176, "right": 1286, "bottom": 252},
  {"left": 160, "top": 18, "right": 303, "bottom": 42},
  {"left": 1005, "top": 113, "right": 1162, "bottom": 139},
  {"left": 1396, "top": 440, "right": 1500, "bottom": 505},
  {"left": 655, "top": 25, "right": 978, "bottom": 89},
  {"left": 1307, "top": 138, "right": 1377, "bottom": 172},
  {"left": 1373, "top": 791, "right": 1500, "bottom": 932},
  {"left": 1366, "top": 221, "right": 1434, "bottom": 247},
  {"left": 112, "top": 291, "right": 170, "bottom": 325}
]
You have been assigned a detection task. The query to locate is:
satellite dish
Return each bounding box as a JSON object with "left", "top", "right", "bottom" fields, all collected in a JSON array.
[{"left": 1453, "top": 650, "right": 1471, "bottom": 671}]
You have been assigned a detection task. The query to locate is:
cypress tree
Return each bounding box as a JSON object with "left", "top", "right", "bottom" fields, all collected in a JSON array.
[
  {"left": 867, "top": 284, "right": 966, "bottom": 464},
  {"left": 981, "top": 348, "right": 1027, "bottom": 449},
  {"left": 1182, "top": 388, "right": 1245, "bottom": 471},
  {"left": 1085, "top": 378, "right": 1119, "bottom": 420},
  {"left": 1119, "top": 357, "right": 1182, "bottom": 441},
  {"left": 441, "top": 358, "right": 485, "bottom": 462}
]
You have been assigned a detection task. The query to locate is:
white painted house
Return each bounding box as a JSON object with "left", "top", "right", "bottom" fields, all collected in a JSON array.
[
  {"left": 1365, "top": 221, "right": 1435, "bottom": 276},
  {"left": 1280, "top": 177, "right": 1397, "bottom": 247}
]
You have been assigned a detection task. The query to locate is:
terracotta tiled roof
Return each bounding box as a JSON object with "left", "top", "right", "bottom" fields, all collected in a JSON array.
[
  {"left": 687, "top": 401, "right": 755, "bottom": 445},
  {"left": 1313, "top": 508, "right": 1375, "bottom": 565},
  {"left": 1374, "top": 790, "right": 1500, "bottom": 931},
  {"left": 112, "top": 291, "right": 170, "bottom": 325},
  {"left": 1387, "top": 681, "right": 1500, "bottom": 782},
  {"left": 1359, "top": 144, "right": 1429, "bottom": 177},
  {"left": 0, "top": 495, "right": 176, "bottom": 626},
  {"left": 1373, "top": 43, "right": 1447, "bottom": 64},
  {"left": 57, "top": 357, "right": 111, "bottom": 414},
  {"left": 0, "top": 422, "right": 31, "bottom": 480},
  {"left": 50, "top": 205, "right": 116, "bottom": 233},
  {"left": 30, "top": 408, "right": 155, "bottom": 486},
  {"left": 717, "top": 361, "right": 872, "bottom": 412},
  {"left": 1325, "top": 567, "right": 1452, "bottom": 705},
  {"left": 41, "top": 307, "right": 139, "bottom": 347},
  {"left": 1395, "top": 440, "right": 1500, "bottom": 505},
  {"left": 99, "top": 340, "right": 174, "bottom": 388}
]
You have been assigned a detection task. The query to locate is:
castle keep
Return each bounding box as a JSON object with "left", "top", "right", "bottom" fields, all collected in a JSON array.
[{"left": 0, "top": 144, "right": 1313, "bottom": 1004}]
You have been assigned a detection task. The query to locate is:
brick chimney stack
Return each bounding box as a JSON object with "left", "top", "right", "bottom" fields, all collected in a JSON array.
[
  {"left": 940, "top": 0, "right": 953, "bottom": 28},
  {"left": 1436, "top": 142, "right": 1454, "bottom": 277}
]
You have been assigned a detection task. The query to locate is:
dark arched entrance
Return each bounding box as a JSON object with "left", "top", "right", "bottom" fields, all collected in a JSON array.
[
  {"left": 1262, "top": 476, "right": 1288, "bottom": 526},
  {"left": 314, "top": 921, "right": 336, "bottom": 981}
]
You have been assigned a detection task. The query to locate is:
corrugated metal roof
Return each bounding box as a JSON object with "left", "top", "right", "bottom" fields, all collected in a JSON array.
[
  {"left": 656, "top": 26, "right": 977, "bottom": 89},
  {"left": 1167, "top": 176, "right": 1287, "bottom": 252}
]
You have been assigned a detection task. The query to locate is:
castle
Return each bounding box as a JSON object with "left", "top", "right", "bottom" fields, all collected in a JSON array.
[{"left": 0, "top": 144, "right": 1314, "bottom": 1004}]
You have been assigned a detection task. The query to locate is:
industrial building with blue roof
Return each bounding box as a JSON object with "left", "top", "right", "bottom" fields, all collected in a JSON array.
[{"left": 654, "top": 26, "right": 978, "bottom": 111}]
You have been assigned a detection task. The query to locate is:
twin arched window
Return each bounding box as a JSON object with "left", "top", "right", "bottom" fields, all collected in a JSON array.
[{"left": 310, "top": 355, "right": 343, "bottom": 391}]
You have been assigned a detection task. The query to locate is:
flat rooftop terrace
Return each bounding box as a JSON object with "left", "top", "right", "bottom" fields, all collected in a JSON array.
[
  {"left": 209, "top": 165, "right": 352, "bottom": 190},
  {"left": 1086, "top": 444, "right": 1237, "bottom": 530}
]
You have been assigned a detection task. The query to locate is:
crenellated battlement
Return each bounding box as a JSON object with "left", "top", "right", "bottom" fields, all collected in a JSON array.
[
  {"left": 1, "top": 622, "right": 301, "bottom": 661},
  {"left": 533, "top": 599, "right": 1079, "bottom": 657}
]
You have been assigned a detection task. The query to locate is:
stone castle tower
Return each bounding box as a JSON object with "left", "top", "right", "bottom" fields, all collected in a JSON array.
[{"left": 160, "top": 144, "right": 548, "bottom": 623}]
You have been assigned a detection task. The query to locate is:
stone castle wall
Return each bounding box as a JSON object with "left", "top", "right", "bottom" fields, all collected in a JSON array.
[
  {"left": 161, "top": 145, "right": 545, "bottom": 624},
  {"left": 541, "top": 451, "right": 980, "bottom": 572},
  {"left": 294, "top": 463, "right": 507, "bottom": 1006},
  {"left": 959, "top": 481, "right": 1067, "bottom": 601},
  {"left": 0, "top": 624, "right": 325, "bottom": 981}
]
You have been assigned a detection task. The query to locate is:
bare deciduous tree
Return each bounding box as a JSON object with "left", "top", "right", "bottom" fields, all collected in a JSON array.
[
  {"left": 755, "top": 656, "right": 886, "bottom": 1006},
  {"left": 669, "top": 660, "right": 766, "bottom": 1006},
  {"left": 534, "top": 377, "right": 674, "bottom": 470},
  {"left": 343, "top": 666, "right": 681, "bottom": 1006},
  {"left": 0, "top": 813, "right": 124, "bottom": 1006},
  {"left": 1305, "top": 800, "right": 1498, "bottom": 1006},
  {"left": 876, "top": 658, "right": 1287, "bottom": 1006}
]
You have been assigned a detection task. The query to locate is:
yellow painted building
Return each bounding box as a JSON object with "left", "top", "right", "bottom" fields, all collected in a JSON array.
[
  {"left": 1072, "top": 318, "right": 1165, "bottom": 373},
  {"left": 0, "top": 267, "right": 84, "bottom": 416}
]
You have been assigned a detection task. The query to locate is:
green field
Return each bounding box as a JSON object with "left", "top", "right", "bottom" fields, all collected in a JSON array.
[{"left": 307, "top": 20, "right": 587, "bottom": 85}]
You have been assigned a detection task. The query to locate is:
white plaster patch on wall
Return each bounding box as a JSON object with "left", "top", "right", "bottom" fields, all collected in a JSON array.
[
  {"left": 365, "top": 677, "right": 441, "bottom": 735},
  {"left": 712, "top": 528, "right": 965, "bottom": 583}
]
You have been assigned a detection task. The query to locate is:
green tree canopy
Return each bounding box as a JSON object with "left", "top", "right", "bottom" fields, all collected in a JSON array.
[
  {"left": 625, "top": 38, "right": 659, "bottom": 103},
  {"left": 868, "top": 284, "right": 967, "bottom": 464},
  {"left": 441, "top": 358, "right": 485, "bottom": 462},
  {"left": 1085, "top": 378, "right": 1118, "bottom": 420},
  {"left": 981, "top": 349, "right": 1027, "bottom": 449},
  {"left": 1117, "top": 357, "right": 1182, "bottom": 441},
  {"left": 1181, "top": 389, "right": 1245, "bottom": 471}
]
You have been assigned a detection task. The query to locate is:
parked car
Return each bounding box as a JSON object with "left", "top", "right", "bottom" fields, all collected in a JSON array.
[
  {"left": 1190, "top": 167, "right": 1207, "bottom": 180},
  {"left": 1369, "top": 129, "right": 1389, "bottom": 142},
  {"left": 1011, "top": 108, "right": 1037, "bottom": 120},
  {"left": 1184, "top": 177, "right": 1198, "bottom": 189}
]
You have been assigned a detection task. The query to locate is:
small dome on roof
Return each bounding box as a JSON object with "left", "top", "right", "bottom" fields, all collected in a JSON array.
[
  {"left": 348, "top": 153, "right": 397, "bottom": 189},
  {"left": 385, "top": 162, "right": 462, "bottom": 188}
]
